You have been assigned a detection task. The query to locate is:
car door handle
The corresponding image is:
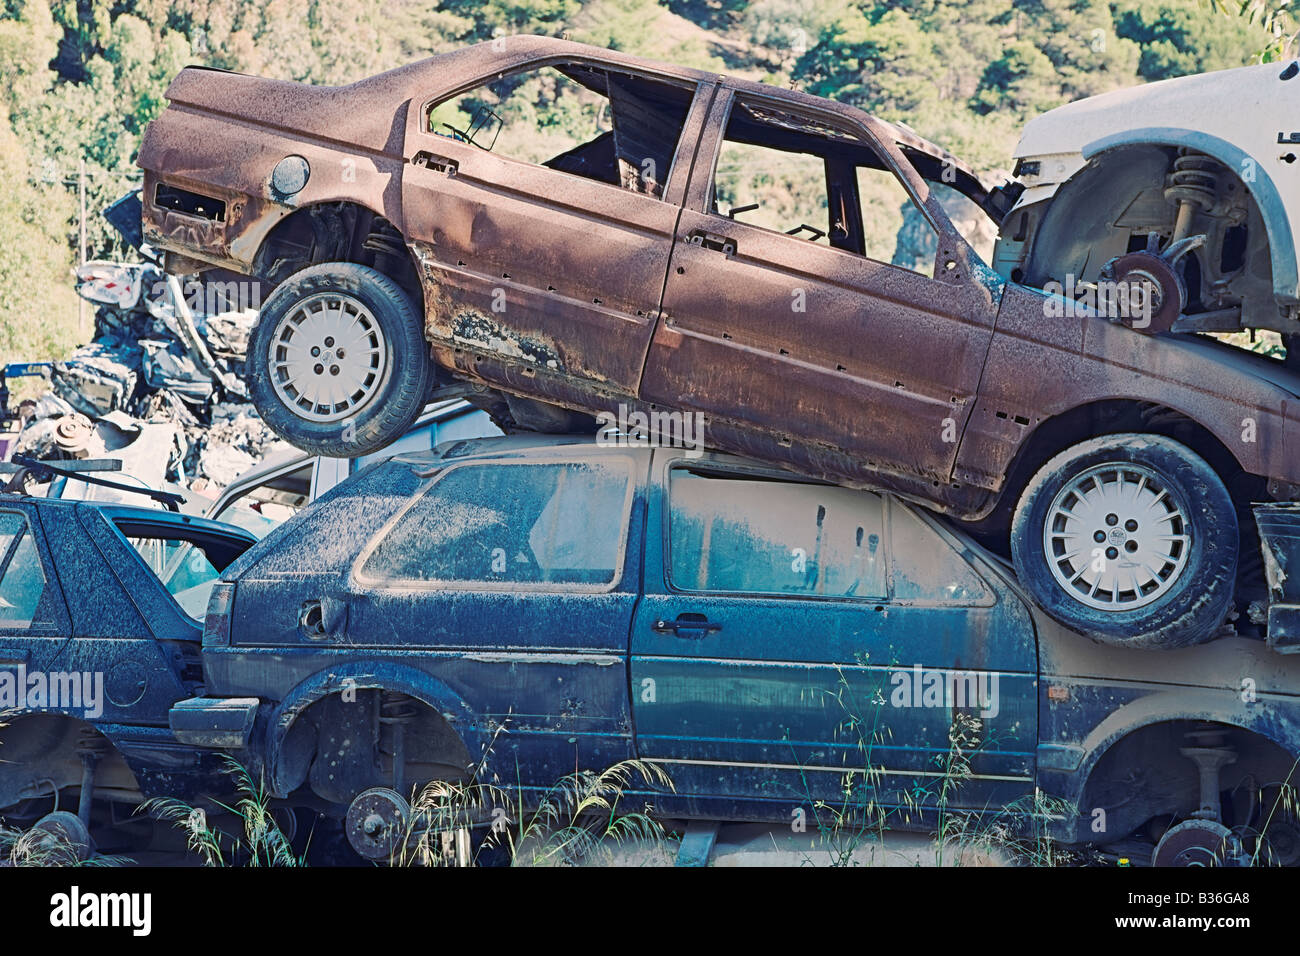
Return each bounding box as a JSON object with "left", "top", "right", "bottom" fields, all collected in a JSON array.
[
  {"left": 410, "top": 151, "right": 458, "bottom": 175},
  {"left": 652, "top": 613, "right": 722, "bottom": 637},
  {"left": 685, "top": 230, "right": 736, "bottom": 256}
]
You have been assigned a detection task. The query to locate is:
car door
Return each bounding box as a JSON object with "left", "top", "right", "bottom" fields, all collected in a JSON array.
[
  {"left": 401, "top": 59, "right": 715, "bottom": 401},
  {"left": 341, "top": 449, "right": 649, "bottom": 794},
  {"left": 50, "top": 506, "right": 255, "bottom": 725},
  {"left": 0, "top": 504, "right": 72, "bottom": 680},
  {"left": 639, "top": 87, "right": 1001, "bottom": 491},
  {"left": 629, "top": 450, "right": 1036, "bottom": 820}
]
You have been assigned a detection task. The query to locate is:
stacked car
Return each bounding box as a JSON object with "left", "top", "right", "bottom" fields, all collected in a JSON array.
[{"left": 2, "top": 37, "right": 1275, "bottom": 865}]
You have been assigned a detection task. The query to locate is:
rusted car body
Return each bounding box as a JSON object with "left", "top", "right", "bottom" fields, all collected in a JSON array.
[
  {"left": 174, "top": 436, "right": 1300, "bottom": 865},
  {"left": 138, "top": 38, "right": 1300, "bottom": 649},
  {"left": 136, "top": 38, "right": 1300, "bottom": 511}
]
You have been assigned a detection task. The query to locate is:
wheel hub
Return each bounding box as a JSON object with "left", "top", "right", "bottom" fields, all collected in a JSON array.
[
  {"left": 1044, "top": 462, "right": 1191, "bottom": 611},
  {"left": 345, "top": 787, "right": 411, "bottom": 861},
  {"left": 268, "top": 292, "right": 388, "bottom": 423},
  {"left": 1153, "top": 819, "right": 1244, "bottom": 867}
]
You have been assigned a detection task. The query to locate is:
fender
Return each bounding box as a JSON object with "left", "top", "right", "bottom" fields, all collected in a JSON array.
[
  {"left": 1084, "top": 128, "right": 1299, "bottom": 304},
  {"left": 264, "top": 659, "right": 484, "bottom": 799},
  {"left": 1045, "top": 686, "right": 1300, "bottom": 811}
]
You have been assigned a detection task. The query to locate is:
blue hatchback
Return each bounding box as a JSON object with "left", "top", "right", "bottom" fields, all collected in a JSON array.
[
  {"left": 0, "top": 496, "right": 256, "bottom": 851},
  {"left": 180, "top": 435, "right": 1300, "bottom": 865}
]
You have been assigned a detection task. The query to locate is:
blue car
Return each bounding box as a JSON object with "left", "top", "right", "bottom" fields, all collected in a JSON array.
[
  {"left": 178, "top": 435, "right": 1300, "bottom": 865},
  {"left": 0, "top": 495, "right": 256, "bottom": 851}
]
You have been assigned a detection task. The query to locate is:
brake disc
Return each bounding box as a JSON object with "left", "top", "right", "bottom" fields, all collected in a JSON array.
[{"left": 345, "top": 787, "right": 411, "bottom": 861}]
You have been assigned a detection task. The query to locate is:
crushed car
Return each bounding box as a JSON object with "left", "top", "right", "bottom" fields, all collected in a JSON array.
[
  {"left": 4, "top": 191, "right": 289, "bottom": 509},
  {"left": 171, "top": 435, "right": 1300, "bottom": 866},
  {"left": 137, "top": 37, "right": 1300, "bottom": 651},
  {"left": 0, "top": 490, "right": 256, "bottom": 857}
]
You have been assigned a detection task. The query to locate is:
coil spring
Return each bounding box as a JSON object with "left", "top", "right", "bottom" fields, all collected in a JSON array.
[{"left": 1164, "top": 153, "right": 1220, "bottom": 211}]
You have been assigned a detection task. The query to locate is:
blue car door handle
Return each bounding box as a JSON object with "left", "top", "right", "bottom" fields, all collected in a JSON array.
[{"left": 652, "top": 614, "right": 722, "bottom": 637}]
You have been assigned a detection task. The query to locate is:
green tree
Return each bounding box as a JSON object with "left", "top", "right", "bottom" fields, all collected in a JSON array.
[
  {"left": 793, "top": 8, "right": 942, "bottom": 120},
  {"left": 972, "top": 38, "right": 1062, "bottom": 115},
  {"left": 1117, "top": 0, "right": 1277, "bottom": 77},
  {"left": 0, "top": 125, "right": 79, "bottom": 361}
]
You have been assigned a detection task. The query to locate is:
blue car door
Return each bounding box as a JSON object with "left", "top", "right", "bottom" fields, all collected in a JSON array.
[{"left": 630, "top": 450, "right": 1037, "bottom": 823}]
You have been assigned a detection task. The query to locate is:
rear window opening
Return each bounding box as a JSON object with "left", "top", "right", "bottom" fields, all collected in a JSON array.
[
  {"left": 357, "top": 459, "right": 634, "bottom": 590},
  {"left": 154, "top": 183, "right": 227, "bottom": 222}
]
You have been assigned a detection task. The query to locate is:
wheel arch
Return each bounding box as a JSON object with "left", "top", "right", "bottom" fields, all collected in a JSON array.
[
  {"left": 250, "top": 199, "right": 426, "bottom": 312},
  {"left": 1080, "top": 128, "right": 1298, "bottom": 304},
  {"left": 979, "top": 396, "right": 1254, "bottom": 540},
  {"left": 1060, "top": 691, "right": 1300, "bottom": 838},
  {"left": 264, "top": 660, "right": 483, "bottom": 799}
]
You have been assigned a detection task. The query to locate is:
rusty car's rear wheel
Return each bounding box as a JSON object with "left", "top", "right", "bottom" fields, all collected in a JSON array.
[
  {"left": 248, "top": 262, "right": 432, "bottom": 457},
  {"left": 1010, "top": 433, "right": 1238, "bottom": 649}
]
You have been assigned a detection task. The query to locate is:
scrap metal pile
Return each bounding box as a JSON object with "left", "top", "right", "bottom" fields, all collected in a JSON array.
[{"left": 5, "top": 254, "right": 287, "bottom": 500}]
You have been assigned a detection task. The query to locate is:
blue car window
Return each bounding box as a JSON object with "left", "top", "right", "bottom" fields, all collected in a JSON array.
[
  {"left": 125, "top": 535, "right": 223, "bottom": 620},
  {"left": 889, "top": 504, "right": 991, "bottom": 606},
  {"left": 359, "top": 459, "right": 633, "bottom": 588},
  {"left": 0, "top": 512, "right": 49, "bottom": 629},
  {"left": 668, "top": 468, "right": 886, "bottom": 599}
]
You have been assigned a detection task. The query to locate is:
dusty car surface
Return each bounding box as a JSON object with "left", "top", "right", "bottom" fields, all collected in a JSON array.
[
  {"left": 0, "top": 496, "right": 256, "bottom": 854},
  {"left": 174, "top": 435, "right": 1300, "bottom": 866},
  {"left": 138, "top": 37, "right": 1300, "bottom": 649},
  {"left": 997, "top": 60, "right": 1300, "bottom": 360}
]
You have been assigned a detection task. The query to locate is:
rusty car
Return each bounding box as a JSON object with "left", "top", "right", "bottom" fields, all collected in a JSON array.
[
  {"left": 170, "top": 434, "right": 1300, "bottom": 866},
  {"left": 0, "top": 492, "right": 256, "bottom": 857},
  {"left": 137, "top": 37, "right": 1300, "bottom": 649}
]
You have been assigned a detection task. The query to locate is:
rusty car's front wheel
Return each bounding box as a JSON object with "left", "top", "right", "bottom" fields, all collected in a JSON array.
[
  {"left": 1010, "top": 433, "right": 1238, "bottom": 649},
  {"left": 248, "top": 262, "right": 432, "bottom": 457}
]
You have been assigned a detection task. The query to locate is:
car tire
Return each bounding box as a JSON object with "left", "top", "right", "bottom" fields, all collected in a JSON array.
[
  {"left": 1010, "top": 433, "right": 1237, "bottom": 649},
  {"left": 247, "top": 262, "right": 431, "bottom": 458}
]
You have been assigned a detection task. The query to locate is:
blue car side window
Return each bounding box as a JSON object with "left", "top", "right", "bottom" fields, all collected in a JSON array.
[
  {"left": 0, "top": 511, "right": 49, "bottom": 629},
  {"left": 358, "top": 459, "right": 633, "bottom": 589},
  {"left": 667, "top": 468, "right": 887, "bottom": 599},
  {"left": 888, "top": 504, "right": 991, "bottom": 606}
]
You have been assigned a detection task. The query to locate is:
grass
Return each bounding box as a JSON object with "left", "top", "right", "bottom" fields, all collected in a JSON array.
[
  {"left": 0, "top": 821, "right": 127, "bottom": 867},
  {"left": 141, "top": 756, "right": 306, "bottom": 867},
  {"left": 139, "top": 751, "right": 674, "bottom": 868},
  {"left": 393, "top": 759, "right": 675, "bottom": 867}
]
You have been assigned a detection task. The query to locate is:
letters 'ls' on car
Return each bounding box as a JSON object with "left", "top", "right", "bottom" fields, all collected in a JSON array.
[
  {"left": 138, "top": 38, "right": 1300, "bottom": 650},
  {"left": 175, "top": 436, "right": 1300, "bottom": 867}
]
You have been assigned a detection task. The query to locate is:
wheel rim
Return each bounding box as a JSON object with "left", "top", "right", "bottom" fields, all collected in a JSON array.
[
  {"left": 268, "top": 292, "right": 388, "bottom": 423},
  {"left": 1043, "top": 462, "right": 1191, "bottom": 611}
]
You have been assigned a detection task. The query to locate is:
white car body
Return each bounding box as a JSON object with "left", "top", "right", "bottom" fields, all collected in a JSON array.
[{"left": 994, "top": 61, "right": 1300, "bottom": 349}]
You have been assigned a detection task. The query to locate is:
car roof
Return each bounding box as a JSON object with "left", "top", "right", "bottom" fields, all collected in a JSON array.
[
  {"left": 390, "top": 431, "right": 646, "bottom": 470},
  {"left": 1, "top": 493, "right": 258, "bottom": 542},
  {"left": 169, "top": 37, "right": 987, "bottom": 191}
]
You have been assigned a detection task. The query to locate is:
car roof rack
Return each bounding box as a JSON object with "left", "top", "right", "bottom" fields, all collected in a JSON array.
[{"left": 0, "top": 455, "right": 186, "bottom": 512}]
